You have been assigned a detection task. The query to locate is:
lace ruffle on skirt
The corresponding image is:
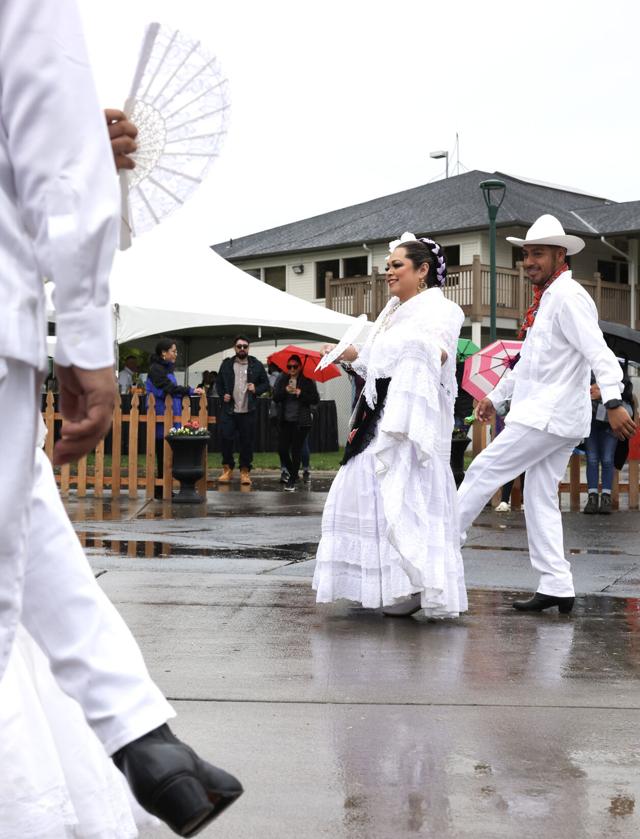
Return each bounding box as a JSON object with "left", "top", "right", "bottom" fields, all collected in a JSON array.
[{"left": 313, "top": 423, "right": 467, "bottom": 617}]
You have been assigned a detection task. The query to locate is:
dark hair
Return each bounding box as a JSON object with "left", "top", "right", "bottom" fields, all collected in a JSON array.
[
  {"left": 288, "top": 354, "right": 302, "bottom": 367},
  {"left": 395, "top": 238, "right": 447, "bottom": 288},
  {"left": 124, "top": 354, "right": 137, "bottom": 362},
  {"left": 153, "top": 337, "right": 176, "bottom": 357},
  {"left": 234, "top": 334, "right": 250, "bottom": 346}
]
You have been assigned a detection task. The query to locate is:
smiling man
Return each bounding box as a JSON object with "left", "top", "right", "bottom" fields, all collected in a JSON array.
[{"left": 457, "top": 215, "right": 636, "bottom": 614}]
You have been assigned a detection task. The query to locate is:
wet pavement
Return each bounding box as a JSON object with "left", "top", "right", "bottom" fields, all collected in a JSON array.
[{"left": 65, "top": 476, "right": 640, "bottom": 838}]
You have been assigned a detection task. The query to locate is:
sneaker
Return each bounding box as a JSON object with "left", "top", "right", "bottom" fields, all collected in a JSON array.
[
  {"left": 279, "top": 469, "right": 290, "bottom": 484},
  {"left": 583, "top": 492, "right": 599, "bottom": 514},
  {"left": 302, "top": 470, "right": 310, "bottom": 483},
  {"left": 284, "top": 477, "right": 296, "bottom": 492},
  {"left": 495, "top": 501, "right": 510, "bottom": 512}
]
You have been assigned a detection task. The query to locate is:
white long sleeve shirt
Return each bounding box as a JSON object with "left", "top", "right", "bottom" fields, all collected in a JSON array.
[
  {"left": 0, "top": 0, "right": 119, "bottom": 372},
  {"left": 488, "top": 271, "right": 623, "bottom": 440}
]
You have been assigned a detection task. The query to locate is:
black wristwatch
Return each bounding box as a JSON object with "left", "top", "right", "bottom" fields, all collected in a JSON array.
[{"left": 604, "top": 399, "right": 623, "bottom": 410}]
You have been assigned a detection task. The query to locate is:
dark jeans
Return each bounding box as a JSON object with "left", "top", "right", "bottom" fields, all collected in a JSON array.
[
  {"left": 501, "top": 472, "right": 525, "bottom": 503},
  {"left": 220, "top": 411, "right": 257, "bottom": 470},
  {"left": 278, "top": 422, "right": 310, "bottom": 480},
  {"left": 280, "top": 435, "right": 310, "bottom": 472},
  {"left": 585, "top": 423, "right": 617, "bottom": 492}
]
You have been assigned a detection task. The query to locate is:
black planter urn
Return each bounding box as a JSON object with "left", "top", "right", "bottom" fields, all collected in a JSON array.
[
  {"left": 450, "top": 437, "right": 471, "bottom": 488},
  {"left": 165, "top": 434, "right": 210, "bottom": 503}
]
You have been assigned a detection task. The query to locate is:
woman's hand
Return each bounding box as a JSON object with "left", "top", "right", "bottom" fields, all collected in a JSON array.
[
  {"left": 474, "top": 398, "right": 495, "bottom": 424},
  {"left": 193, "top": 387, "right": 204, "bottom": 395}
]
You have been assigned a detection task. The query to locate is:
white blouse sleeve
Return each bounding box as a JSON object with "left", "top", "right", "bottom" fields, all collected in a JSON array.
[{"left": 0, "top": 0, "right": 119, "bottom": 370}]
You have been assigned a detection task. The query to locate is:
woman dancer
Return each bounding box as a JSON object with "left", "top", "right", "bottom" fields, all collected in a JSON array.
[{"left": 313, "top": 234, "right": 467, "bottom": 618}]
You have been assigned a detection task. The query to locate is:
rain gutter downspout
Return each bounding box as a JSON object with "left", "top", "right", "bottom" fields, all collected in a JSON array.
[{"left": 570, "top": 211, "right": 636, "bottom": 329}]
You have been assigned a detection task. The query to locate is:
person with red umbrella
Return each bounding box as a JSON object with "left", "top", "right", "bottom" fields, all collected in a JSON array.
[
  {"left": 272, "top": 354, "right": 319, "bottom": 491},
  {"left": 458, "top": 215, "right": 637, "bottom": 614}
]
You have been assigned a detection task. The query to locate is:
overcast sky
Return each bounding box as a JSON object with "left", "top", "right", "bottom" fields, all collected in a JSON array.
[{"left": 78, "top": 0, "right": 639, "bottom": 248}]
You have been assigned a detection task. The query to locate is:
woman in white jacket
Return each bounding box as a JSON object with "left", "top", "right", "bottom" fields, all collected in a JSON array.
[{"left": 313, "top": 234, "right": 467, "bottom": 618}]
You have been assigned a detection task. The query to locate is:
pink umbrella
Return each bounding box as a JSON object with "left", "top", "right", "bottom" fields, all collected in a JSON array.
[{"left": 462, "top": 339, "right": 523, "bottom": 401}]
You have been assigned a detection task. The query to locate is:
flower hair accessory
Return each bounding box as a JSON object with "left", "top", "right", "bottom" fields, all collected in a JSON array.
[{"left": 388, "top": 231, "right": 416, "bottom": 252}]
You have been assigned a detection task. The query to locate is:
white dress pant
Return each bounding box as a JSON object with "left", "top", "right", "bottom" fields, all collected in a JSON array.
[
  {"left": 457, "top": 422, "right": 579, "bottom": 598},
  {"left": 0, "top": 359, "right": 173, "bottom": 754}
]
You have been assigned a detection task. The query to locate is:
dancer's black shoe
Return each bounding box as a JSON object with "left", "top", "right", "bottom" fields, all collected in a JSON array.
[
  {"left": 512, "top": 593, "right": 574, "bottom": 614},
  {"left": 113, "top": 724, "right": 243, "bottom": 837}
]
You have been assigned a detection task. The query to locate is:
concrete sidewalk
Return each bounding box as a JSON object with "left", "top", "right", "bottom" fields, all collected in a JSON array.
[{"left": 66, "top": 479, "right": 640, "bottom": 838}]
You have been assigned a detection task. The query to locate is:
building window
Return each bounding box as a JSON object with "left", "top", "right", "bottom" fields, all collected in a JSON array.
[
  {"left": 598, "top": 259, "right": 628, "bottom": 284},
  {"left": 244, "top": 268, "right": 261, "bottom": 280},
  {"left": 444, "top": 245, "right": 460, "bottom": 267},
  {"left": 315, "top": 259, "right": 339, "bottom": 298},
  {"left": 264, "top": 266, "right": 286, "bottom": 292},
  {"left": 343, "top": 255, "right": 368, "bottom": 277}
]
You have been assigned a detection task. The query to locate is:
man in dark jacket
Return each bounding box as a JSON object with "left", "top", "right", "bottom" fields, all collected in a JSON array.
[{"left": 217, "top": 335, "right": 269, "bottom": 485}]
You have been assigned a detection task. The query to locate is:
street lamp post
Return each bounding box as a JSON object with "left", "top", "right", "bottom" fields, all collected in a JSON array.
[
  {"left": 479, "top": 179, "right": 506, "bottom": 342},
  {"left": 429, "top": 149, "right": 449, "bottom": 178}
]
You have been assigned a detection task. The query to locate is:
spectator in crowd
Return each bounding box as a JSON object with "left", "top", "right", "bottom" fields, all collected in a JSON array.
[
  {"left": 197, "top": 369, "right": 218, "bottom": 396},
  {"left": 273, "top": 354, "right": 319, "bottom": 492},
  {"left": 117, "top": 355, "right": 139, "bottom": 393},
  {"left": 454, "top": 359, "right": 474, "bottom": 434},
  {"left": 146, "top": 338, "right": 203, "bottom": 498},
  {"left": 217, "top": 336, "right": 269, "bottom": 486},
  {"left": 584, "top": 364, "right": 635, "bottom": 514}
]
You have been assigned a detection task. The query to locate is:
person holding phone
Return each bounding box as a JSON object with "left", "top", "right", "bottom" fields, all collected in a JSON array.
[{"left": 273, "top": 355, "right": 319, "bottom": 492}]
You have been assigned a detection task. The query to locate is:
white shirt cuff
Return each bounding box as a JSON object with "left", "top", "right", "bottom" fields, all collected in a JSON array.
[
  {"left": 54, "top": 304, "right": 115, "bottom": 369},
  {"left": 600, "top": 383, "right": 624, "bottom": 404}
]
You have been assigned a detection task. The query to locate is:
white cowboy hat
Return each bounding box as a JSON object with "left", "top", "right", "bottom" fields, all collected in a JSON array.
[{"left": 506, "top": 214, "right": 585, "bottom": 255}]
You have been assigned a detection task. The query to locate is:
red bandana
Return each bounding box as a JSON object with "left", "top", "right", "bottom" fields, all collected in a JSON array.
[{"left": 518, "top": 264, "right": 568, "bottom": 339}]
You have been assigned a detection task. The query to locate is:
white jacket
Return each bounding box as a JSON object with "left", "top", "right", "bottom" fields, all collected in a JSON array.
[
  {"left": 0, "top": 0, "right": 119, "bottom": 372},
  {"left": 489, "top": 271, "right": 623, "bottom": 439}
]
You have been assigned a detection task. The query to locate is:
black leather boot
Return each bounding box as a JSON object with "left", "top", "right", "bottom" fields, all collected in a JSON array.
[
  {"left": 583, "top": 493, "right": 599, "bottom": 514},
  {"left": 113, "top": 724, "right": 243, "bottom": 837},
  {"left": 599, "top": 493, "right": 612, "bottom": 514},
  {"left": 513, "top": 593, "right": 575, "bottom": 614}
]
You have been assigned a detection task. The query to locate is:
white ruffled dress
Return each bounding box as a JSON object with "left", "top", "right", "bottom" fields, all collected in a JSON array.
[{"left": 313, "top": 288, "right": 468, "bottom": 617}]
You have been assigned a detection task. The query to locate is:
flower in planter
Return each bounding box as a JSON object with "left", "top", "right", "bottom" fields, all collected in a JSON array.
[{"left": 167, "top": 420, "right": 209, "bottom": 436}]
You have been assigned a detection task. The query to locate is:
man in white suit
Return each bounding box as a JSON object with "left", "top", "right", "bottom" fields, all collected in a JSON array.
[
  {"left": 0, "top": 1, "right": 241, "bottom": 834},
  {"left": 458, "top": 215, "right": 636, "bottom": 614}
]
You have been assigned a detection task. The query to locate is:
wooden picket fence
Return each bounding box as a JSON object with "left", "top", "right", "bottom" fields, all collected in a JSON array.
[
  {"left": 42, "top": 392, "right": 215, "bottom": 499},
  {"left": 471, "top": 419, "right": 640, "bottom": 512}
]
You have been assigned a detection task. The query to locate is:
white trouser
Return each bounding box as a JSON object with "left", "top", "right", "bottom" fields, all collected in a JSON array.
[
  {"left": 0, "top": 359, "right": 173, "bottom": 754},
  {"left": 458, "top": 422, "right": 578, "bottom": 597}
]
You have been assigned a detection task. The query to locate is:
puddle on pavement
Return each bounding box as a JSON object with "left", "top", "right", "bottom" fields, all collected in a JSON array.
[
  {"left": 77, "top": 532, "right": 318, "bottom": 562},
  {"left": 469, "top": 545, "right": 624, "bottom": 556}
]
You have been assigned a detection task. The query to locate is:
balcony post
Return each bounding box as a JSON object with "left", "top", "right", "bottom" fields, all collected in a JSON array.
[
  {"left": 516, "top": 261, "right": 525, "bottom": 321},
  {"left": 470, "top": 254, "right": 483, "bottom": 345},
  {"left": 629, "top": 239, "right": 638, "bottom": 329},
  {"left": 594, "top": 271, "right": 602, "bottom": 314}
]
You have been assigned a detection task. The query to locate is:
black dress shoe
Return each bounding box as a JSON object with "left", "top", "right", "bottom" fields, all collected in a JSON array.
[
  {"left": 113, "top": 724, "right": 243, "bottom": 837},
  {"left": 513, "top": 593, "right": 575, "bottom": 614}
]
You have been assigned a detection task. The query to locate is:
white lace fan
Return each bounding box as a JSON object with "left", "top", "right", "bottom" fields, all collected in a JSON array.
[{"left": 119, "top": 22, "right": 230, "bottom": 249}]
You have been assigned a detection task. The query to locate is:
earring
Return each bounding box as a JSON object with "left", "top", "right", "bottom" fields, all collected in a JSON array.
[{"left": 418, "top": 280, "right": 426, "bottom": 290}]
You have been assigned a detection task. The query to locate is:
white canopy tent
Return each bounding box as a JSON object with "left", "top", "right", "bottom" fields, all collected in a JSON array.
[{"left": 46, "top": 228, "right": 362, "bottom": 365}]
